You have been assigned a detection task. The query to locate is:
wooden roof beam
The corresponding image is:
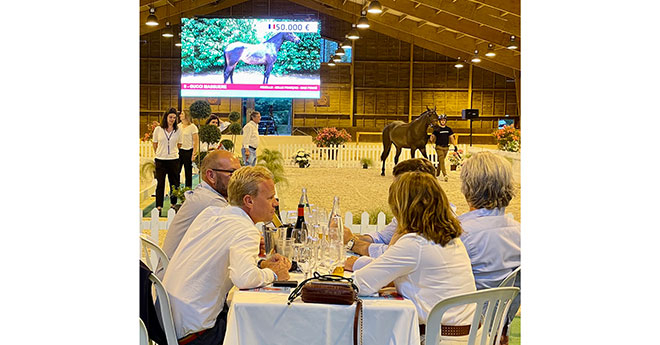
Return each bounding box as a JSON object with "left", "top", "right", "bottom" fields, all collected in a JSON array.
[
  {"left": 376, "top": 0, "right": 516, "bottom": 49},
  {"left": 412, "top": 0, "right": 520, "bottom": 37},
  {"left": 467, "top": 0, "right": 520, "bottom": 17},
  {"left": 289, "top": 0, "right": 520, "bottom": 78}
]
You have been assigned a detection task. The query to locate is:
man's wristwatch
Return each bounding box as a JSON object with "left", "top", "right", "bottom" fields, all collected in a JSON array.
[{"left": 345, "top": 238, "right": 356, "bottom": 251}]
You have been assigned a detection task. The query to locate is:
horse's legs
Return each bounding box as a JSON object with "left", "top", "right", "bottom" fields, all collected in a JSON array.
[
  {"left": 394, "top": 146, "right": 403, "bottom": 166},
  {"left": 224, "top": 64, "right": 236, "bottom": 84},
  {"left": 410, "top": 148, "right": 416, "bottom": 159},
  {"left": 263, "top": 63, "right": 274, "bottom": 84},
  {"left": 420, "top": 146, "right": 428, "bottom": 159}
]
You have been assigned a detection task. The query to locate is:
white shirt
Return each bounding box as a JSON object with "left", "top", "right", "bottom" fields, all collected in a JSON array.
[
  {"left": 162, "top": 206, "right": 276, "bottom": 338},
  {"left": 155, "top": 181, "right": 229, "bottom": 279},
  {"left": 242, "top": 121, "right": 259, "bottom": 149},
  {"left": 152, "top": 126, "right": 182, "bottom": 160},
  {"left": 179, "top": 124, "right": 198, "bottom": 150},
  {"left": 353, "top": 233, "right": 476, "bottom": 325}
]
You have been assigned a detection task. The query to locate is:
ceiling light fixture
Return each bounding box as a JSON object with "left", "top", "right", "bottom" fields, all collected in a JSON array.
[
  {"left": 341, "top": 38, "right": 352, "bottom": 49},
  {"left": 146, "top": 7, "right": 159, "bottom": 26},
  {"left": 335, "top": 47, "right": 345, "bottom": 56},
  {"left": 367, "top": 1, "right": 383, "bottom": 14},
  {"left": 507, "top": 35, "right": 518, "bottom": 50},
  {"left": 162, "top": 22, "right": 174, "bottom": 38},
  {"left": 347, "top": 24, "right": 360, "bottom": 40},
  {"left": 328, "top": 60, "right": 336, "bottom": 66},
  {"left": 175, "top": 33, "right": 182, "bottom": 47},
  {"left": 471, "top": 50, "right": 481, "bottom": 63},
  {"left": 485, "top": 43, "right": 496, "bottom": 57},
  {"left": 454, "top": 58, "right": 464, "bottom": 69},
  {"left": 332, "top": 54, "right": 342, "bottom": 63},
  {"left": 357, "top": 11, "right": 370, "bottom": 29}
]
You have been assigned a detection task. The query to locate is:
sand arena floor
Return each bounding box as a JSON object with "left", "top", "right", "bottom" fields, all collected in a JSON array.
[{"left": 276, "top": 165, "right": 521, "bottom": 223}]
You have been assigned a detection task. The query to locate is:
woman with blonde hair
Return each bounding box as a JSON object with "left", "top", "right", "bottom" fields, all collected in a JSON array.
[
  {"left": 353, "top": 171, "right": 477, "bottom": 343},
  {"left": 178, "top": 110, "right": 198, "bottom": 188}
]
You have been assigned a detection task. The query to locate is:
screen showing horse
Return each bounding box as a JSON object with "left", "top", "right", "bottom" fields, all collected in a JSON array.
[{"left": 180, "top": 18, "right": 321, "bottom": 99}]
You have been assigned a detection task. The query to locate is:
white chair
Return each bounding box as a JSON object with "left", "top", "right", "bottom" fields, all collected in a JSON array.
[
  {"left": 149, "top": 273, "right": 179, "bottom": 345},
  {"left": 498, "top": 267, "right": 521, "bottom": 288},
  {"left": 425, "top": 287, "right": 520, "bottom": 345},
  {"left": 139, "top": 318, "right": 150, "bottom": 345},
  {"left": 141, "top": 235, "right": 169, "bottom": 273}
]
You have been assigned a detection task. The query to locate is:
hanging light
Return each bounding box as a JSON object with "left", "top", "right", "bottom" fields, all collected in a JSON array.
[
  {"left": 335, "top": 47, "right": 345, "bottom": 56},
  {"left": 146, "top": 7, "right": 159, "bottom": 26},
  {"left": 471, "top": 50, "right": 481, "bottom": 63},
  {"left": 332, "top": 54, "right": 342, "bottom": 63},
  {"left": 328, "top": 59, "right": 336, "bottom": 66},
  {"left": 485, "top": 43, "right": 496, "bottom": 57},
  {"left": 367, "top": 1, "right": 383, "bottom": 14},
  {"left": 347, "top": 24, "right": 360, "bottom": 40},
  {"left": 507, "top": 35, "right": 518, "bottom": 50},
  {"left": 454, "top": 58, "right": 464, "bottom": 68},
  {"left": 357, "top": 11, "right": 370, "bottom": 29},
  {"left": 341, "top": 38, "right": 352, "bottom": 49},
  {"left": 162, "top": 22, "right": 174, "bottom": 38},
  {"left": 175, "top": 33, "right": 182, "bottom": 47}
]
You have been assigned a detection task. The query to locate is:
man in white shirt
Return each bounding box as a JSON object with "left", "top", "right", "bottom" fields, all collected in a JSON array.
[
  {"left": 155, "top": 150, "right": 240, "bottom": 279},
  {"left": 241, "top": 110, "right": 261, "bottom": 166},
  {"left": 163, "top": 166, "right": 291, "bottom": 345}
]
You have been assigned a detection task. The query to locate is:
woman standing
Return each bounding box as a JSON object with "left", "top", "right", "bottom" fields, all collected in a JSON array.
[
  {"left": 352, "top": 171, "right": 477, "bottom": 344},
  {"left": 178, "top": 110, "right": 198, "bottom": 188},
  {"left": 152, "top": 108, "right": 182, "bottom": 214}
]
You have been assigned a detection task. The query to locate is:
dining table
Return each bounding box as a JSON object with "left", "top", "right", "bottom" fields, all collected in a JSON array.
[{"left": 222, "top": 272, "right": 421, "bottom": 345}]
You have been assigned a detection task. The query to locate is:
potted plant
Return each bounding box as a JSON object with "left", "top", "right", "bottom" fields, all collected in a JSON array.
[
  {"left": 169, "top": 186, "right": 192, "bottom": 212},
  {"left": 189, "top": 100, "right": 212, "bottom": 125},
  {"left": 447, "top": 149, "right": 465, "bottom": 171},
  {"left": 226, "top": 111, "right": 242, "bottom": 152},
  {"left": 360, "top": 157, "right": 373, "bottom": 169},
  {"left": 293, "top": 149, "right": 311, "bottom": 168},
  {"left": 492, "top": 125, "right": 521, "bottom": 152},
  {"left": 313, "top": 127, "right": 351, "bottom": 160},
  {"left": 257, "top": 149, "right": 288, "bottom": 186},
  {"left": 220, "top": 139, "right": 234, "bottom": 151}
]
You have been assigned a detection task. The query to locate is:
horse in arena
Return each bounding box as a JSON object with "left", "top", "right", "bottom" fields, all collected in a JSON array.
[
  {"left": 380, "top": 106, "right": 439, "bottom": 176},
  {"left": 223, "top": 32, "right": 301, "bottom": 84}
]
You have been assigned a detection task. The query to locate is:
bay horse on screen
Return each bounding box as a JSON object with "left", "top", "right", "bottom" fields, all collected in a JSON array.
[
  {"left": 380, "top": 106, "right": 439, "bottom": 176},
  {"left": 223, "top": 32, "right": 301, "bottom": 84}
]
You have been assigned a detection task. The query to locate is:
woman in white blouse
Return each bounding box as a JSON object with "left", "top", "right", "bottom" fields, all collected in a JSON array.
[
  {"left": 152, "top": 108, "right": 182, "bottom": 214},
  {"left": 353, "top": 171, "right": 477, "bottom": 344},
  {"left": 177, "top": 110, "right": 198, "bottom": 188}
]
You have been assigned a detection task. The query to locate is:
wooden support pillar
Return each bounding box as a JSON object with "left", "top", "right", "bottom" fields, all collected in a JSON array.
[
  {"left": 408, "top": 42, "right": 414, "bottom": 122},
  {"left": 350, "top": 40, "right": 355, "bottom": 126}
]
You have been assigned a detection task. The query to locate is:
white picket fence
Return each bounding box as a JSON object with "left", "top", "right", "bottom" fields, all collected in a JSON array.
[
  {"left": 140, "top": 141, "right": 155, "bottom": 158},
  {"left": 279, "top": 143, "right": 469, "bottom": 169},
  {"left": 140, "top": 208, "right": 388, "bottom": 245}
]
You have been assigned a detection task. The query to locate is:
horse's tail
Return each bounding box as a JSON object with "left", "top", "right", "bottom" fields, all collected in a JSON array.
[{"left": 381, "top": 124, "right": 393, "bottom": 161}]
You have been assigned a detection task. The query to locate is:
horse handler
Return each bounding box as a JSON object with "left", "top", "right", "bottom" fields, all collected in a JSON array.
[{"left": 430, "top": 114, "right": 458, "bottom": 181}]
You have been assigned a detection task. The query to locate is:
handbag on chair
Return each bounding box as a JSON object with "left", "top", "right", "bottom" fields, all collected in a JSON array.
[{"left": 288, "top": 273, "right": 363, "bottom": 345}]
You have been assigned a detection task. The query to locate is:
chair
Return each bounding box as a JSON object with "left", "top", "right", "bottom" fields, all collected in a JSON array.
[
  {"left": 498, "top": 267, "right": 521, "bottom": 288},
  {"left": 139, "top": 318, "right": 150, "bottom": 345},
  {"left": 425, "top": 287, "right": 520, "bottom": 345},
  {"left": 141, "top": 235, "right": 169, "bottom": 273},
  {"left": 149, "top": 273, "right": 179, "bottom": 345}
]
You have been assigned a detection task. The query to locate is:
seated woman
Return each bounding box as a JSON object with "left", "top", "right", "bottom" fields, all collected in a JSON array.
[{"left": 352, "top": 171, "right": 477, "bottom": 344}]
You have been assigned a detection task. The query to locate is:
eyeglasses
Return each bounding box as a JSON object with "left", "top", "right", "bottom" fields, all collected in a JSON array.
[{"left": 211, "top": 168, "right": 236, "bottom": 176}]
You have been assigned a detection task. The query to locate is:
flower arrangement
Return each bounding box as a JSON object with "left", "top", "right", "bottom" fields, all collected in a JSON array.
[
  {"left": 447, "top": 149, "right": 465, "bottom": 166},
  {"left": 313, "top": 127, "right": 352, "bottom": 147},
  {"left": 294, "top": 149, "right": 311, "bottom": 168},
  {"left": 141, "top": 121, "right": 160, "bottom": 141},
  {"left": 492, "top": 125, "right": 521, "bottom": 152}
]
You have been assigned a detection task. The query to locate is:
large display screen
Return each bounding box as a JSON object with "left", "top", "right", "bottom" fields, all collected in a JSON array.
[{"left": 180, "top": 18, "right": 321, "bottom": 98}]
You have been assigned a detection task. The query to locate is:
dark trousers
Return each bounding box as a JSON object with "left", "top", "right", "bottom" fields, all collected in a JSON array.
[
  {"left": 184, "top": 303, "right": 229, "bottom": 345},
  {"left": 155, "top": 158, "right": 180, "bottom": 208},
  {"left": 179, "top": 148, "right": 194, "bottom": 188}
]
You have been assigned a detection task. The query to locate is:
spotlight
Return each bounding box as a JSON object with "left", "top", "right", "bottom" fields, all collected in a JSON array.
[
  {"left": 454, "top": 58, "right": 464, "bottom": 68},
  {"left": 471, "top": 50, "right": 481, "bottom": 63},
  {"left": 507, "top": 36, "right": 518, "bottom": 50},
  {"left": 485, "top": 43, "right": 496, "bottom": 57},
  {"left": 162, "top": 22, "right": 174, "bottom": 38},
  {"left": 146, "top": 8, "right": 158, "bottom": 26},
  {"left": 341, "top": 39, "right": 352, "bottom": 49},
  {"left": 347, "top": 24, "right": 360, "bottom": 40},
  {"left": 367, "top": 1, "right": 383, "bottom": 14},
  {"left": 332, "top": 54, "right": 342, "bottom": 63},
  {"left": 335, "top": 47, "right": 345, "bottom": 56},
  {"left": 357, "top": 11, "right": 370, "bottom": 29}
]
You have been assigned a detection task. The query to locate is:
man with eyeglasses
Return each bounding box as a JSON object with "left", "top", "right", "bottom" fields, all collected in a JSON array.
[{"left": 155, "top": 150, "right": 240, "bottom": 279}]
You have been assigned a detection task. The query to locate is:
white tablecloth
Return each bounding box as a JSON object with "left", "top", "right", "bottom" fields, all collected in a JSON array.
[{"left": 223, "top": 276, "right": 420, "bottom": 345}]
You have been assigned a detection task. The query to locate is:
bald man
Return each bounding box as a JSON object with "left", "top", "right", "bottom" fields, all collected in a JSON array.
[{"left": 155, "top": 150, "right": 241, "bottom": 279}]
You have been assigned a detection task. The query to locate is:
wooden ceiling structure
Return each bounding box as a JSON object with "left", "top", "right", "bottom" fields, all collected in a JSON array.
[{"left": 139, "top": 0, "right": 520, "bottom": 78}]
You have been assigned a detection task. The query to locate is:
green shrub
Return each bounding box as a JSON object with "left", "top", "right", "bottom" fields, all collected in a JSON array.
[
  {"left": 228, "top": 111, "right": 241, "bottom": 123},
  {"left": 257, "top": 149, "right": 288, "bottom": 186},
  {"left": 199, "top": 124, "right": 221, "bottom": 146},
  {"left": 220, "top": 139, "right": 234, "bottom": 151},
  {"left": 189, "top": 100, "right": 212, "bottom": 120}
]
